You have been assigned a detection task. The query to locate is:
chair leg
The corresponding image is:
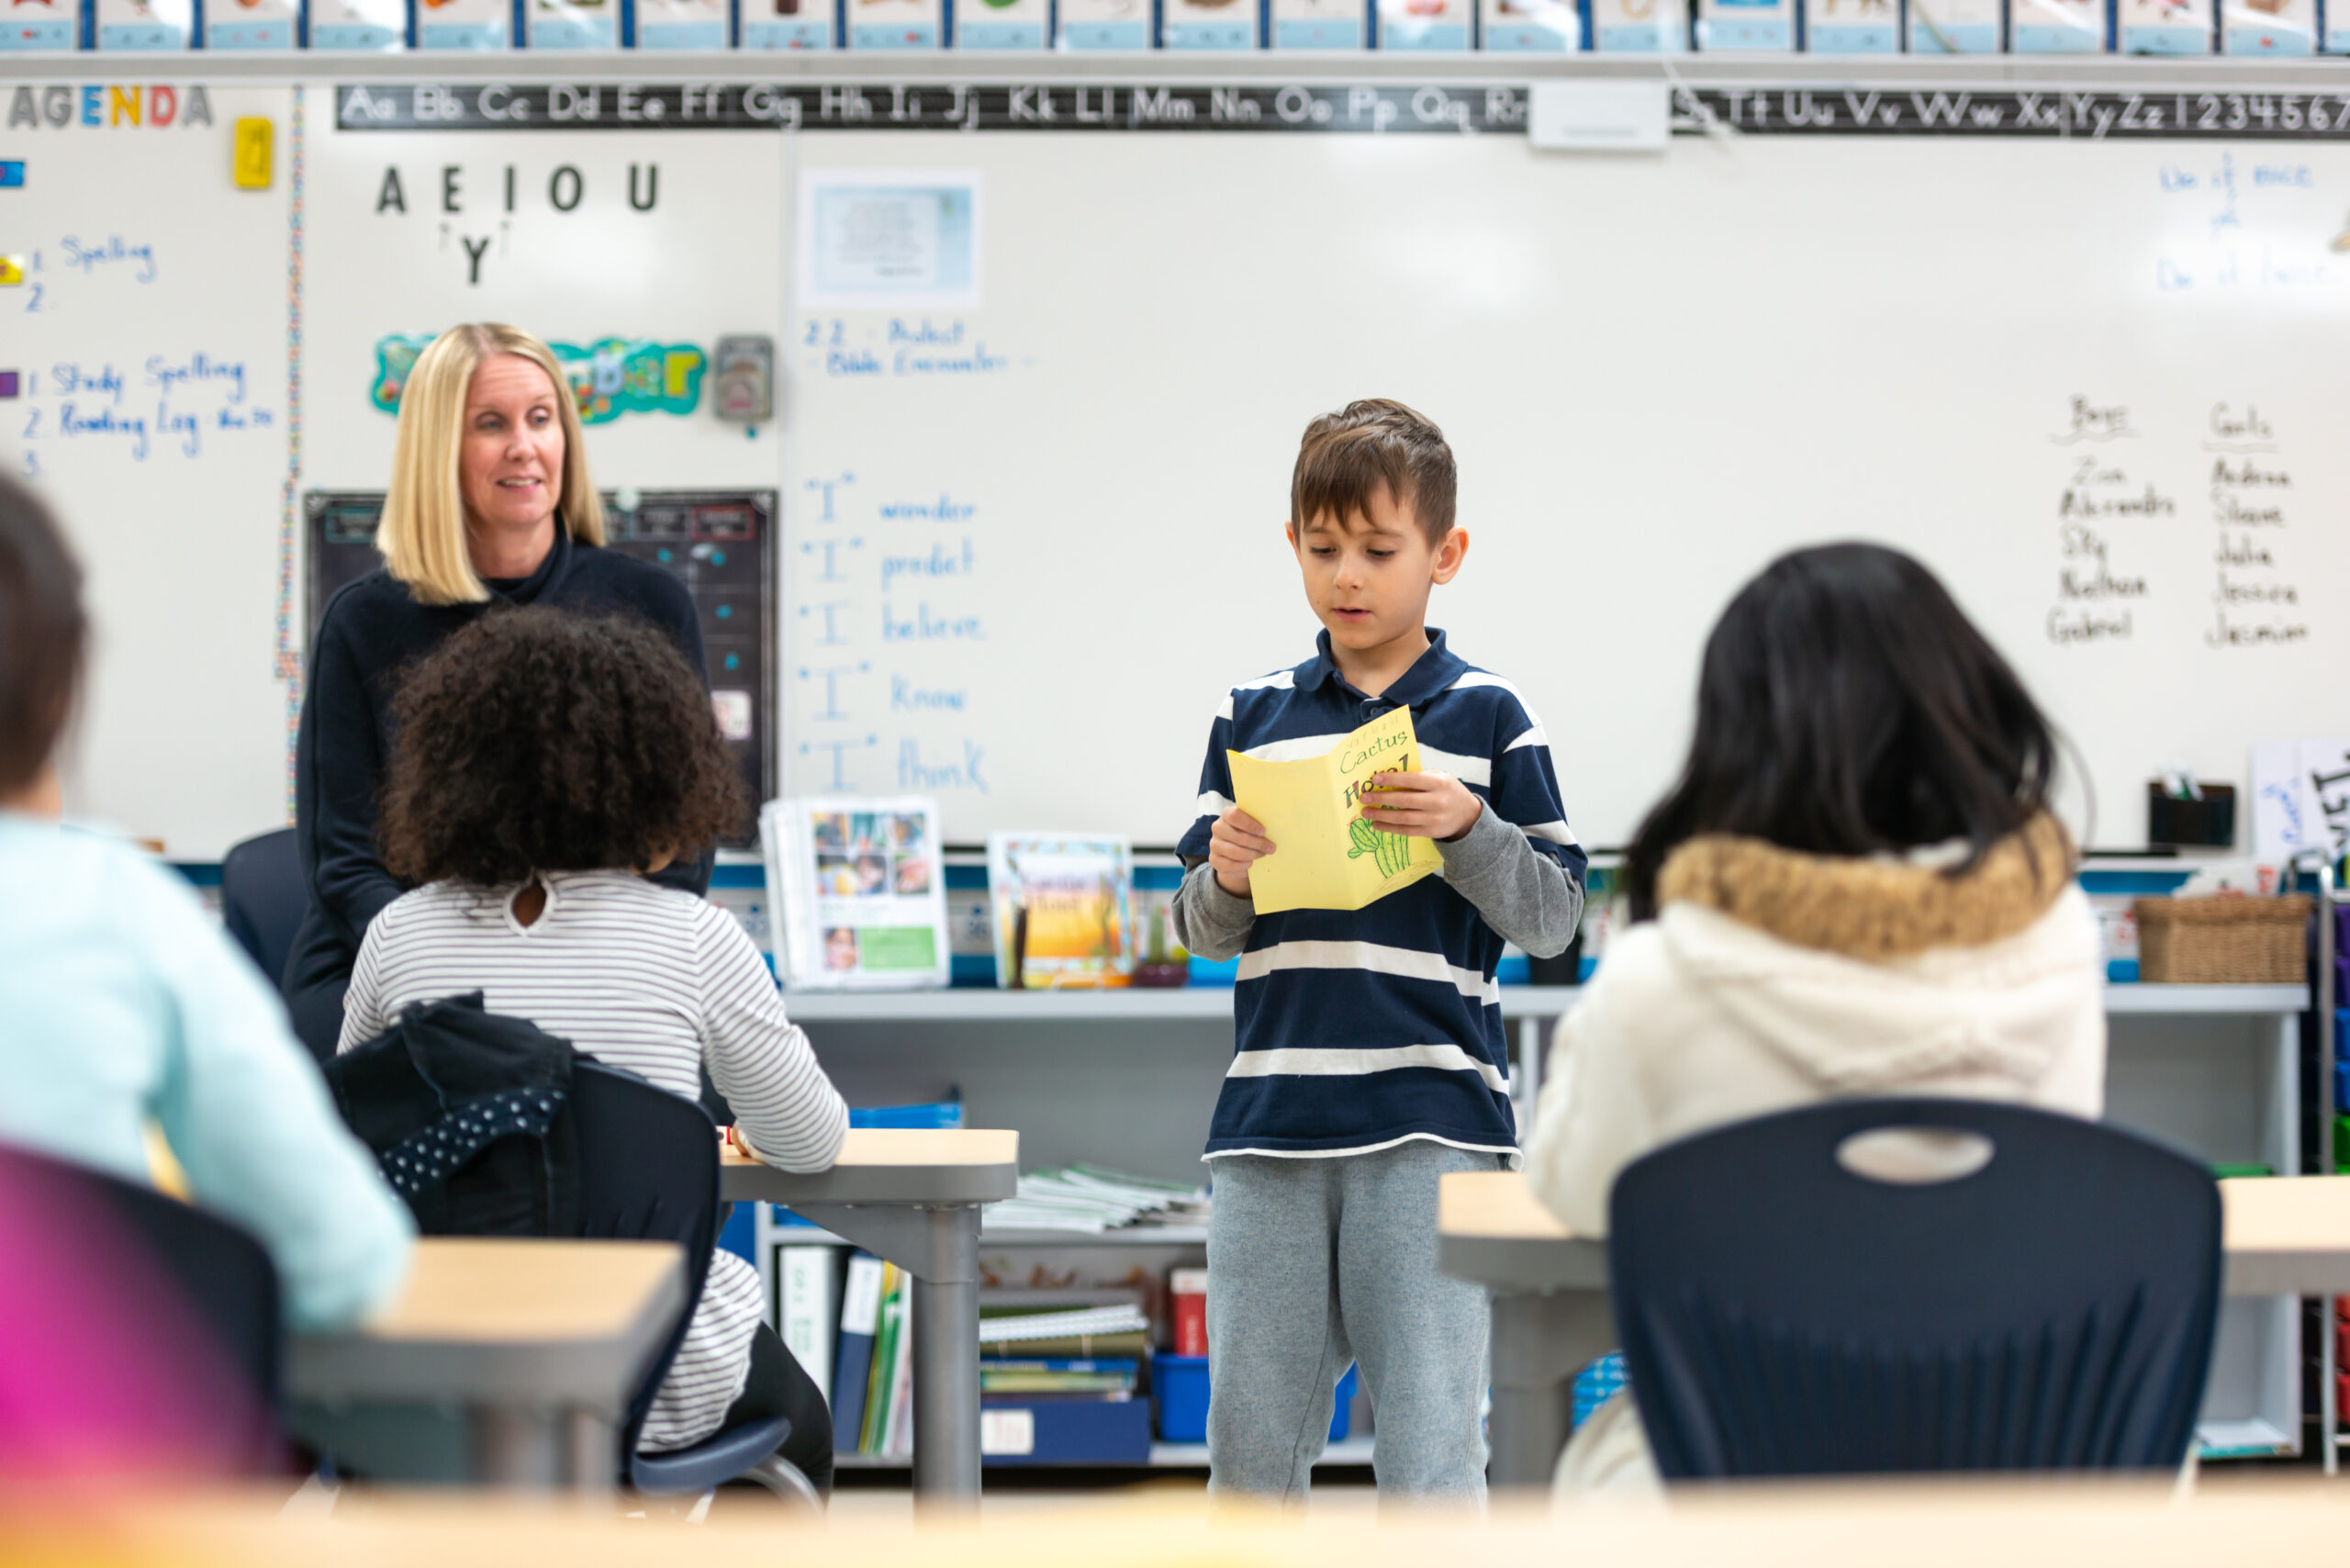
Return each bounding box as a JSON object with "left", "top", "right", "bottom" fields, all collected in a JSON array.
[{"left": 741, "top": 1453, "right": 824, "bottom": 1514}]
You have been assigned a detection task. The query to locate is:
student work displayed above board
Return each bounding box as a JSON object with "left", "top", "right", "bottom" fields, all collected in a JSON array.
[{"left": 6, "top": 73, "right": 2348, "bottom": 854}]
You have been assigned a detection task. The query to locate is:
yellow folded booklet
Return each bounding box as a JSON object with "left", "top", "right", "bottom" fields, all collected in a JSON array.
[{"left": 1227, "top": 706, "right": 1443, "bottom": 914}]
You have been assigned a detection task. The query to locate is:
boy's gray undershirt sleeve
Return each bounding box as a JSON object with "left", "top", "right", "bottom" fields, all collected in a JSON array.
[
  {"left": 1437, "top": 804, "right": 1584, "bottom": 958},
  {"left": 1172, "top": 860, "right": 1256, "bottom": 961}
]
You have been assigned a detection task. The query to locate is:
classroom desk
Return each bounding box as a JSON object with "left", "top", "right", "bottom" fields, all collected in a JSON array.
[
  {"left": 1438, "top": 1170, "right": 2350, "bottom": 1490},
  {"left": 287, "top": 1237, "right": 686, "bottom": 1490},
  {"left": 721, "top": 1126, "right": 1020, "bottom": 1506}
]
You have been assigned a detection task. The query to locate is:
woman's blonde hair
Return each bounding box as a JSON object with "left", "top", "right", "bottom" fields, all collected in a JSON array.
[{"left": 376, "top": 323, "right": 605, "bottom": 606}]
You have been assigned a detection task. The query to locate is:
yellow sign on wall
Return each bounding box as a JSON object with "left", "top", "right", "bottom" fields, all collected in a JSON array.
[{"left": 231, "top": 117, "right": 273, "bottom": 190}]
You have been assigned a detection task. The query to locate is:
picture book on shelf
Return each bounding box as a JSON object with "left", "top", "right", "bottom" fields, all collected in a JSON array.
[
  {"left": 986, "top": 833, "right": 1136, "bottom": 990},
  {"left": 764, "top": 797, "right": 951, "bottom": 991}
]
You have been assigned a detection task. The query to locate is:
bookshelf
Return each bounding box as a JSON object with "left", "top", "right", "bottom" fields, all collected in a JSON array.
[
  {"left": 772, "top": 978, "right": 2316, "bottom": 1472},
  {"left": 834, "top": 1439, "right": 1378, "bottom": 1471},
  {"left": 776, "top": 987, "right": 1581, "bottom": 1022}
]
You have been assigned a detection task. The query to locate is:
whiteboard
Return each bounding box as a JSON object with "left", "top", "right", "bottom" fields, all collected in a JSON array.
[
  {"left": 780, "top": 130, "right": 2350, "bottom": 848},
  {"left": 3, "top": 84, "right": 295, "bottom": 857},
  {"left": 11, "top": 96, "right": 2350, "bottom": 857}
]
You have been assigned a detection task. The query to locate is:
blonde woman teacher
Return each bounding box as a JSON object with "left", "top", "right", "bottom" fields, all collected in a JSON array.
[{"left": 283, "top": 323, "right": 711, "bottom": 1061}]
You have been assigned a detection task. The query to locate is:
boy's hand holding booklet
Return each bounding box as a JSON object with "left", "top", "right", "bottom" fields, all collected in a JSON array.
[{"left": 1226, "top": 707, "right": 1446, "bottom": 913}]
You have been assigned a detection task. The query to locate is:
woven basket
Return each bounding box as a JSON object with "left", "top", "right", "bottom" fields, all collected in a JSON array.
[{"left": 2132, "top": 896, "right": 2311, "bottom": 984}]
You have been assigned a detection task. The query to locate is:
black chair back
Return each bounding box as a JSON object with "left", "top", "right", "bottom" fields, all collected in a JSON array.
[
  {"left": 566, "top": 1061, "right": 722, "bottom": 1459},
  {"left": 0, "top": 1143, "right": 284, "bottom": 1475},
  {"left": 1606, "top": 1097, "right": 2221, "bottom": 1479},
  {"left": 219, "top": 828, "right": 307, "bottom": 990}
]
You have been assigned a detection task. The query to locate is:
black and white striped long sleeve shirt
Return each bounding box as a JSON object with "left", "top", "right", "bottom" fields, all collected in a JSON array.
[{"left": 339, "top": 868, "right": 848, "bottom": 1451}]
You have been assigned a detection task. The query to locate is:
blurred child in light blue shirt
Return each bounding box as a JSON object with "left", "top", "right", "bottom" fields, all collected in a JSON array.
[{"left": 0, "top": 473, "right": 411, "bottom": 1332}]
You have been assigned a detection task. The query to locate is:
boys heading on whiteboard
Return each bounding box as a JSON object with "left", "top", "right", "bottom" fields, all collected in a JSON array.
[{"left": 1170, "top": 399, "right": 1586, "bottom": 1503}]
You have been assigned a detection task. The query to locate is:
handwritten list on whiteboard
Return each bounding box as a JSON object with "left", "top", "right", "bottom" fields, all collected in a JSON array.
[{"left": 1, "top": 84, "right": 294, "bottom": 855}]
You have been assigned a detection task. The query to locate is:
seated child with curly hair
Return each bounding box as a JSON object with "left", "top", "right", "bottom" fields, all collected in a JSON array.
[{"left": 339, "top": 606, "right": 848, "bottom": 1489}]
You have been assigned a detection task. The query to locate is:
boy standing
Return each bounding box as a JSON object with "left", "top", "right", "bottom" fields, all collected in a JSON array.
[{"left": 1171, "top": 399, "right": 1586, "bottom": 1504}]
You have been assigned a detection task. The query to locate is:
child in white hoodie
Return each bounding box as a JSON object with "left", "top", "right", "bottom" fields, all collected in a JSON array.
[{"left": 1523, "top": 542, "right": 2105, "bottom": 1495}]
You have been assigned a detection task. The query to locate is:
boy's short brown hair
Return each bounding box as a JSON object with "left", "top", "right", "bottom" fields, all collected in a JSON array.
[
  {"left": 1290, "top": 398, "right": 1458, "bottom": 547},
  {"left": 0, "top": 476, "right": 87, "bottom": 796}
]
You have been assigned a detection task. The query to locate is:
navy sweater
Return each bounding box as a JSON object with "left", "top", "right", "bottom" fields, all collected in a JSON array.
[{"left": 285, "top": 530, "right": 711, "bottom": 1035}]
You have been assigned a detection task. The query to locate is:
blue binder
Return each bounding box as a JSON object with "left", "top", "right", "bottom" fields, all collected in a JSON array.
[{"left": 830, "top": 1252, "right": 885, "bottom": 1450}]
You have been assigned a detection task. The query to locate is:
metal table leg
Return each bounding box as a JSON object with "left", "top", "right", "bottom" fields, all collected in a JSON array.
[
  {"left": 468, "top": 1406, "right": 564, "bottom": 1487},
  {"left": 564, "top": 1409, "right": 618, "bottom": 1492},
  {"left": 1485, "top": 1287, "right": 1616, "bottom": 1492},
  {"left": 910, "top": 1215, "right": 981, "bottom": 1504},
  {"left": 798, "top": 1200, "right": 984, "bottom": 1508}
]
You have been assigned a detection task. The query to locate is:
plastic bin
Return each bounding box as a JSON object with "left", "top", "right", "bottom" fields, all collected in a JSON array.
[
  {"left": 1154, "top": 1353, "right": 1355, "bottom": 1443},
  {"left": 979, "top": 1397, "right": 1154, "bottom": 1464},
  {"left": 1572, "top": 1350, "right": 1628, "bottom": 1426}
]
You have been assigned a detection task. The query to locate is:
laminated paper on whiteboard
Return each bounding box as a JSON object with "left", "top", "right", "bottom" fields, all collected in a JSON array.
[
  {"left": 798, "top": 170, "right": 981, "bottom": 311},
  {"left": 1268, "top": 0, "right": 1358, "bottom": 43},
  {"left": 743, "top": 0, "right": 834, "bottom": 50},
  {"left": 2224, "top": 0, "right": 2312, "bottom": 50},
  {"left": 1056, "top": 0, "right": 1147, "bottom": 46},
  {"left": 528, "top": 0, "right": 618, "bottom": 49},
  {"left": 2120, "top": 0, "right": 2211, "bottom": 50},
  {"left": 207, "top": 0, "right": 297, "bottom": 49},
  {"left": 1695, "top": 0, "right": 1791, "bottom": 48},
  {"left": 1171, "top": 0, "right": 1261, "bottom": 49},
  {"left": 311, "top": 0, "right": 406, "bottom": 50},
  {"left": 850, "top": 0, "right": 941, "bottom": 46},
  {"left": 2010, "top": 0, "right": 2104, "bottom": 49},
  {"left": 1589, "top": 0, "right": 1684, "bottom": 49},
  {"left": 1907, "top": 0, "right": 1997, "bottom": 51},
  {"left": 956, "top": 0, "right": 1046, "bottom": 49},
  {"left": 1483, "top": 0, "right": 1583, "bottom": 48},
  {"left": 1379, "top": 0, "right": 1470, "bottom": 50},
  {"left": 1528, "top": 81, "right": 1669, "bottom": 149},
  {"left": 95, "top": 0, "right": 192, "bottom": 50},
  {"left": 0, "top": 0, "right": 77, "bottom": 48},
  {"left": 1804, "top": 0, "right": 1897, "bottom": 50},
  {"left": 638, "top": 0, "right": 728, "bottom": 47},
  {"left": 418, "top": 0, "right": 511, "bottom": 48}
]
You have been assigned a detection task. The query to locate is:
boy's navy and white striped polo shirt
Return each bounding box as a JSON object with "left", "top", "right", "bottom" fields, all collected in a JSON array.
[{"left": 1177, "top": 628, "right": 1586, "bottom": 1162}]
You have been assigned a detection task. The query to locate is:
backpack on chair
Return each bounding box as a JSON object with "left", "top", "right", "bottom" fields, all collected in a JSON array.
[{"left": 323, "top": 991, "right": 583, "bottom": 1238}]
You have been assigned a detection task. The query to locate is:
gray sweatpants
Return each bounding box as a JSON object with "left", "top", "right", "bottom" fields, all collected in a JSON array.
[{"left": 1205, "top": 1140, "right": 1502, "bottom": 1506}]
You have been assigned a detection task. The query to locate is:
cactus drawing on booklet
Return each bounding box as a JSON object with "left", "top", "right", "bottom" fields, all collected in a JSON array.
[
  {"left": 1348, "top": 813, "right": 1416, "bottom": 880},
  {"left": 1226, "top": 705, "right": 1444, "bottom": 915}
]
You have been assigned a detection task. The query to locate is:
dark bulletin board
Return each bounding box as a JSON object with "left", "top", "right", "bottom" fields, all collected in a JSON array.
[{"left": 305, "top": 488, "right": 776, "bottom": 846}]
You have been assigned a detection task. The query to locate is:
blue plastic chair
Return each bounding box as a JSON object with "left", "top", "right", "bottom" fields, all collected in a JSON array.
[
  {"left": 218, "top": 828, "right": 306, "bottom": 992},
  {"left": 568, "top": 1061, "right": 821, "bottom": 1507},
  {"left": 1606, "top": 1097, "right": 2221, "bottom": 1480}
]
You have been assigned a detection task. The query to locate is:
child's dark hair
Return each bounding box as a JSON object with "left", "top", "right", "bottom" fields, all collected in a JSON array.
[
  {"left": 380, "top": 608, "right": 744, "bottom": 887},
  {"left": 1292, "top": 398, "right": 1457, "bottom": 546},
  {"left": 1620, "top": 543, "right": 2061, "bottom": 920},
  {"left": 0, "top": 476, "right": 87, "bottom": 796}
]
